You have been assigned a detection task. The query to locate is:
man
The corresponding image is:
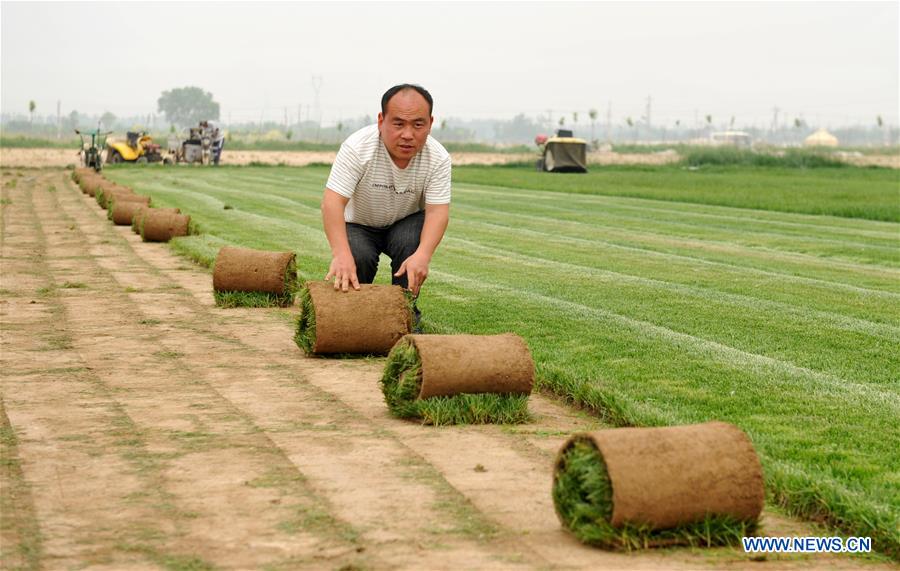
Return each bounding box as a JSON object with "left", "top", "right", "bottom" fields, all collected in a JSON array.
[
  {"left": 200, "top": 120, "right": 226, "bottom": 165},
  {"left": 321, "top": 84, "right": 451, "bottom": 328}
]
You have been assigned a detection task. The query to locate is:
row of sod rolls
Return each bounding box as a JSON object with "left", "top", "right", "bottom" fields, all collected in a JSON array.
[
  {"left": 553, "top": 421, "right": 765, "bottom": 549},
  {"left": 381, "top": 334, "right": 534, "bottom": 425},
  {"left": 71, "top": 168, "right": 191, "bottom": 243},
  {"left": 212, "top": 246, "right": 298, "bottom": 307}
]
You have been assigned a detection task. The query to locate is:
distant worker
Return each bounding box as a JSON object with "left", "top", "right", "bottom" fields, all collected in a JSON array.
[
  {"left": 321, "top": 84, "right": 451, "bottom": 330},
  {"left": 200, "top": 120, "right": 226, "bottom": 165}
]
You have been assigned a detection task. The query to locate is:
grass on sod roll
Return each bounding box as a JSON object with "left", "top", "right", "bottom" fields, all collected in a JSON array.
[
  {"left": 214, "top": 258, "right": 299, "bottom": 308},
  {"left": 294, "top": 285, "right": 316, "bottom": 354},
  {"left": 380, "top": 338, "right": 531, "bottom": 426},
  {"left": 103, "top": 165, "right": 900, "bottom": 557},
  {"left": 553, "top": 437, "right": 755, "bottom": 550}
]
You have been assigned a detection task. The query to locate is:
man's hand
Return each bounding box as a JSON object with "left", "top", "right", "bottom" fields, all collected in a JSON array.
[
  {"left": 325, "top": 253, "right": 360, "bottom": 292},
  {"left": 394, "top": 251, "right": 431, "bottom": 296}
]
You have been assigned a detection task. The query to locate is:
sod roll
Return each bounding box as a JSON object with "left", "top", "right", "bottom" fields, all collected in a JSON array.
[
  {"left": 140, "top": 211, "right": 190, "bottom": 242},
  {"left": 110, "top": 201, "right": 149, "bottom": 225},
  {"left": 415, "top": 334, "right": 533, "bottom": 398},
  {"left": 213, "top": 246, "right": 296, "bottom": 294},
  {"left": 79, "top": 176, "right": 102, "bottom": 196},
  {"left": 296, "top": 281, "right": 411, "bottom": 354},
  {"left": 97, "top": 186, "right": 139, "bottom": 209},
  {"left": 72, "top": 167, "right": 93, "bottom": 183},
  {"left": 131, "top": 207, "right": 181, "bottom": 233},
  {"left": 553, "top": 422, "right": 765, "bottom": 548}
]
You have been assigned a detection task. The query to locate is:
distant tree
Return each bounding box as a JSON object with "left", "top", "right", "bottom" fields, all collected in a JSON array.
[
  {"left": 705, "top": 114, "right": 712, "bottom": 125},
  {"left": 572, "top": 111, "right": 578, "bottom": 125},
  {"left": 286, "top": 130, "right": 293, "bottom": 140},
  {"left": 588, "top": 109, "right": 598, "bottom": 146},
  {"left": 337, "top": 121, "right": 344, "bottom": 132},
  {"left": 28, "top": 100, "right": 36, "bottom": 126},
  {"left": 558, "top": 117, "right": 565, "bottom": 127},
  {"left": 730, "top": 116, "right": 735, "bottom": 129},
  {"left": 626, "top": 117, "right": 634, "bottom": 127},
  {"left": 100, "top": 111, "right": 117, "bottom": 129},
  {"left": 876, "top": 115, "right": 884, "bottom": 128},
  {"left": 793, "top": 118, "right": 805, "bottom": 129},
  {"left": 440, "top": 119, "right": 447, "bottom": 130},
  {"left": 157, "top": 86, "right": 220, "bottom": 127}
]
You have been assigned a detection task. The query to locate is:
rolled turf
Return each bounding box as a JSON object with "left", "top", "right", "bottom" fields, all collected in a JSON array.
[
  {"left": 131, "top": 207, "right": 182, "bottom": 234},
  {"left": 295, "top": 281, "right": 411, "bottom": 355},
  {"left": 552, "top": 422, "right": 764, "bottom": 550},
  {"left": 379, "top": 334, "right": 533, "bottom": 425},
  {"left": 212, "top": 246, "right": 298, "bottom": 307},
  {"left": 140, "top": 210, "right": 191, "bottom": 242}
]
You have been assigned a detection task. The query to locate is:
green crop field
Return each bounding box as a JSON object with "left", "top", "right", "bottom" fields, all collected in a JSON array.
[{"left": 105, "top": 163, "right": 900, "bottom": 557}]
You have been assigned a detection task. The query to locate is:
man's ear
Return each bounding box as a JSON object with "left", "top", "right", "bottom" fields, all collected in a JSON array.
[{"left": 377, "top": 112, "right": 384, "bottom": 128}]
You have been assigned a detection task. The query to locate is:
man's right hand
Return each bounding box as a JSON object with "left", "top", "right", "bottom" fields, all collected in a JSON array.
[{"left": 325, "top": 254, "right": 360, "bottom": 292}]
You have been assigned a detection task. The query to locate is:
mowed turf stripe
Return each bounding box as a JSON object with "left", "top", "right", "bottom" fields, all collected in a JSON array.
[
  {"left": 443, "top": 232, "right": 900, "bottom": 341},
  {"left": 451, "top": 165, "right": 900, "bottom": 222},
  {"left": 449, "top": 217, "right": 900, "bottom": 326},
  {"left": 428, "top": 239, "right": 900, "bottom": 388},
  {"left": 452, "top": 187, "right": 900, "bottom": 265},
  {"left": 451, "top": 202, "right": 900, "bottom": 291},
  {"left": 453, "top": 181, "right": 900, "bottom": 242}
]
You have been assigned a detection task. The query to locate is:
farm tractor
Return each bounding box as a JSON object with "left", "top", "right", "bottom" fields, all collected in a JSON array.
[
  {"left": 75, "top": 128, "right": 111, "bottom": 172},
  {"left": 106, "top": 131, "right": 164, "bottom": 164}
]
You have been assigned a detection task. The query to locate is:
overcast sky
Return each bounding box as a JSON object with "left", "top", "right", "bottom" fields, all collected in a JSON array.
[{"left": 2, "top": 1, "right": 897, "bottom": 128}]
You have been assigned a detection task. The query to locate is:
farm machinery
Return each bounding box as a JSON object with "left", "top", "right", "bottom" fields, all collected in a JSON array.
[
  {"left": 166, "top": 121, "right": 224, "bottom": 165},
  {"left": 534, "top": 129, "right": 588, "bottom": 173},
  {"left": 106, "top": 131, "right": 164, "bottom": 164},
  {"left": 75, "top": 128, "right": 111, "bottom": 171}
]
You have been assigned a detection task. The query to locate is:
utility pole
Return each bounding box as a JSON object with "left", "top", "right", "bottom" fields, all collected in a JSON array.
[{"left": 606, "top": 101, "right": 612, "bottom": 143}]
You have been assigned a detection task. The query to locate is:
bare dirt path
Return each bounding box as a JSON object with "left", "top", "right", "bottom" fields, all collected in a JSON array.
[{"left": 2, "top": 168, "right": 893, "bottom": 570}]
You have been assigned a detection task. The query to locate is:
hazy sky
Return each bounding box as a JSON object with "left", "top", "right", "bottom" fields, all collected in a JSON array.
[{"left": 2, "top": 1, "right": 897, "bottom": 128}]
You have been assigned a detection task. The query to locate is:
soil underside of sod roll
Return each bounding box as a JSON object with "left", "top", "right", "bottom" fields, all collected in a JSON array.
[
  {"left": 295, "top": 282, "right": 412, "bottom": 355},
  {"left": 141, "top": 211, "right": 190, "bottom": 242},
  {"left": 131, "top": 207, "right": 181, "bottom": 233},
  {"left": 380, "top": 338, "right": 531, "bottom": 425},
  {"left": 553, "top": 432, "right": 761, "bottom": 550},
  {"left": 212, "top": 247, "right": 298, "bottom": 307}
]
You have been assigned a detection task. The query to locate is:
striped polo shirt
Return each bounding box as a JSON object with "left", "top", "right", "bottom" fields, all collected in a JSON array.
[{"left": 326, "top": 124, "right": 451, "bottom": 228}]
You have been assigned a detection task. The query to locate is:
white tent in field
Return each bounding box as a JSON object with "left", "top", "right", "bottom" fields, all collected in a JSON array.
[{"left": 804, "top": 128, "right": 839, "bottom": 147}]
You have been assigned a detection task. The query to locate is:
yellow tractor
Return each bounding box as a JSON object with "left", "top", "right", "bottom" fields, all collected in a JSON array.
[{"left": 106, "top": 131, "right": 164, "bottom": 164}]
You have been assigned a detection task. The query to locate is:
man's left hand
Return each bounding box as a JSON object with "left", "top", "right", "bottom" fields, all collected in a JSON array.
[{"left": 394, "top": 251, "right": 431, "bottom": 296}]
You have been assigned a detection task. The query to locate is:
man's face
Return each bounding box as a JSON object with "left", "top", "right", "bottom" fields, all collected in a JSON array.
[{"left": 378, "top": 89, "right": 433, "bottom": 166}]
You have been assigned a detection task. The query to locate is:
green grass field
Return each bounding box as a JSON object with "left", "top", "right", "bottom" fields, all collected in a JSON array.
[{"left": 105, "top": 163, "right": 900, "bottom": 558}]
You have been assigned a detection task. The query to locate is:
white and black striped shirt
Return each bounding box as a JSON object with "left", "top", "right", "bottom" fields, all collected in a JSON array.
[{"left": 326, "top": 124, "right": 451, "bottom": 228}]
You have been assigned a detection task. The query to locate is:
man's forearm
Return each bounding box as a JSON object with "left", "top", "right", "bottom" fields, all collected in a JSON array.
[{"left": 417, "top": 204, "right": 450, "bottom": 259}]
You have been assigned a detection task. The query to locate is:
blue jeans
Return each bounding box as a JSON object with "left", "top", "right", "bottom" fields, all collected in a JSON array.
[{"left": 346, "top": 210, "right": 425, "bottom": 289}]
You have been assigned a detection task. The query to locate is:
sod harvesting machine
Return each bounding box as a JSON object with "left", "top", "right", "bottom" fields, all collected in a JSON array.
[{"left": 535, "top": 129, "right": 588, "bottom": 173}]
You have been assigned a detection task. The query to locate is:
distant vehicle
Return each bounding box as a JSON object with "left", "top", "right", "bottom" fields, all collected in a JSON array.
[
  {"left": 166, "top": 121, "right": 224, "bottom": 165},
  {"left": 535, "top": 129, "right": 588, "bottom": 173},
  {"left": 710, "top": 131, "right": 753, "bottom": 148},
  {"left": 107, "top": 131, "right": 164, "bottom": 164},
  {"left": 75, "top": 128, "right": 111, "bottom": 172}
]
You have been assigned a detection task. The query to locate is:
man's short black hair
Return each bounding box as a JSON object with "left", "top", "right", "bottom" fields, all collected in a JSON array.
[{"left": 381, "top": 84, "right": 433, "bottom": 117}]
